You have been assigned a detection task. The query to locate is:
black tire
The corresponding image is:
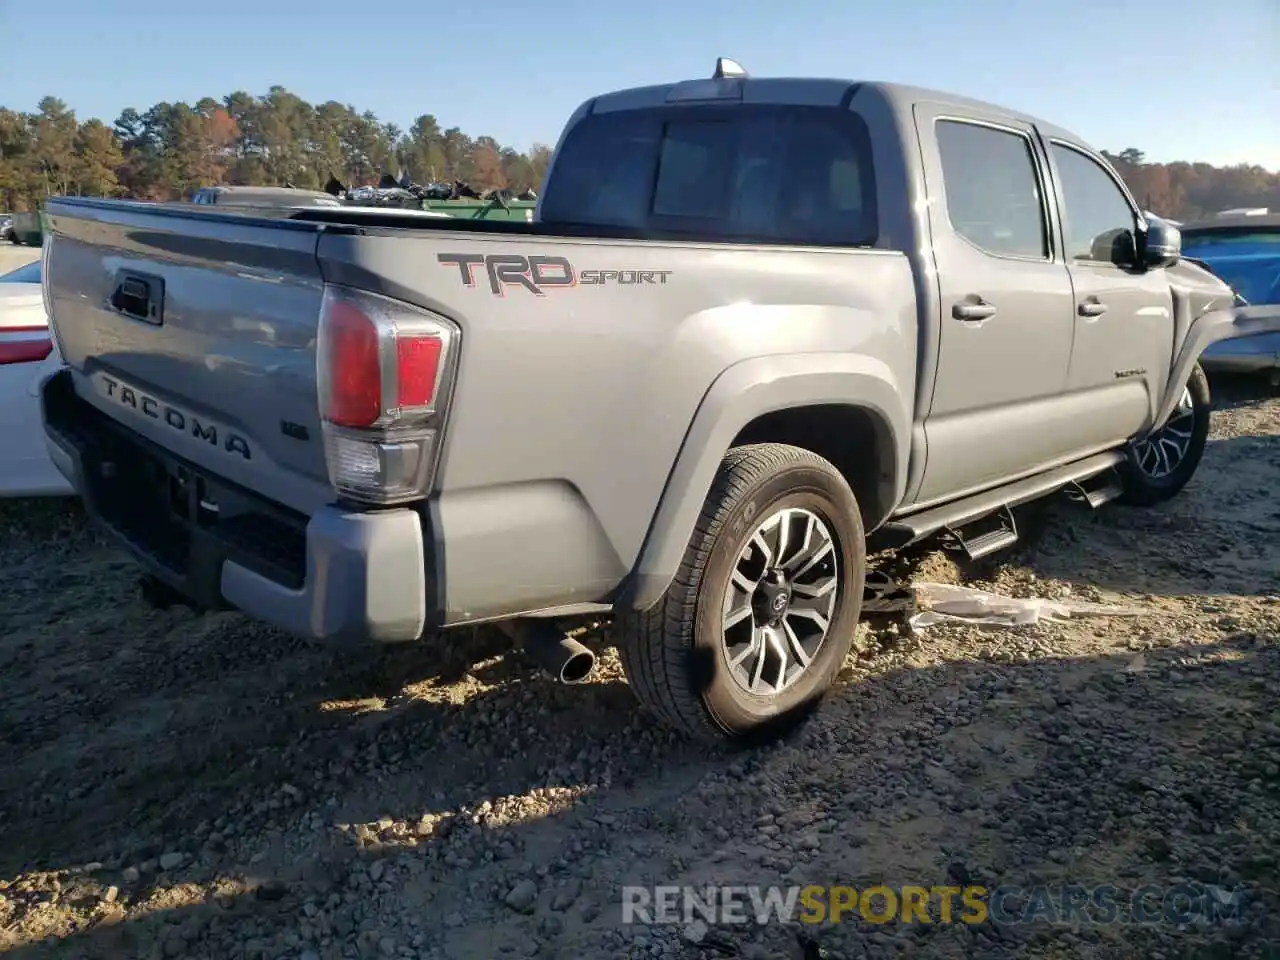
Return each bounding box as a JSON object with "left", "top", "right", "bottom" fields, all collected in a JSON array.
[
  {"left": 615, "top": 443, "right": 865, "bottom": 743},
  {"left": 1117, "top": 363, "right": 1212, "bottom": 507}
]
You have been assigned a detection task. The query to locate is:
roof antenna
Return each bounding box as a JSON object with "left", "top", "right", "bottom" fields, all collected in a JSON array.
[{"left": 712, "top": 57, "right": 748, "bottom": 80}]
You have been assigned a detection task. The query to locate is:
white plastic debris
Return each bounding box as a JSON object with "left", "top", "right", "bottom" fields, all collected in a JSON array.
[{"left": 907, "top": 582, "right": 1146, "bottom": 630}]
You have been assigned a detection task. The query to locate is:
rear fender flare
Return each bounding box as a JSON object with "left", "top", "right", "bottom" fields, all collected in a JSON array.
[{"left": 616, "top": 353, "right": 909, "bottom": 612}]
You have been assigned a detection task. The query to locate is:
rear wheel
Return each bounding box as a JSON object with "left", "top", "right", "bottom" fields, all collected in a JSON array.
[
  {"left": 616, "top": 443, "right": 865, "bottom": 743},
  {"left": 1118, "top": 363, "right": 1212, "bottom": 506}
]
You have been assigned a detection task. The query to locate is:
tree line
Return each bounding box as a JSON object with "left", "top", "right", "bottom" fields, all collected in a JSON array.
[
  {"left": 1101, "top": 148, "right": 1279, "bottom": 222},
  {"left": 0, "top": 87, "right": 553, "bottom": 211},
  {"left": 1, "top": 89, "right": 1277, "bottom": 220}
]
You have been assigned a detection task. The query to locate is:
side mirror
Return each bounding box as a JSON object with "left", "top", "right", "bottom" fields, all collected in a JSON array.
[
  {"left": 1090, "top": 227, "right": 1137, "bottom": 265},
  {"left": 1140, "top": 216, "right": 1181, "bottom": 270}
]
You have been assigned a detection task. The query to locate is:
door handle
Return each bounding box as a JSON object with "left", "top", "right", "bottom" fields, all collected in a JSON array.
[
  {"left": 952, "top": 299, "right": 997, "bottom": 322},
  {"left": 1078, "top": 299, "right": 1108, "bottom": 318}
]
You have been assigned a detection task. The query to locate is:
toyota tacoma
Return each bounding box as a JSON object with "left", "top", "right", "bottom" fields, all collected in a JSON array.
[{"left": 39, "top": 59, "right": 1280, "bottom": 742}]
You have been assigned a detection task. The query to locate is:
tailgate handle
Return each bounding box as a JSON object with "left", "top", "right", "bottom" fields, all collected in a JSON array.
[{"left": 110, "top": 271, "right": 164, "bottom": 325}]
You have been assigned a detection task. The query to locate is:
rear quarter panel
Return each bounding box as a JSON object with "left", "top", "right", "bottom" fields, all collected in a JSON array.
[{"left": 317, "top": 229, "right": 918, "bottom": 618}]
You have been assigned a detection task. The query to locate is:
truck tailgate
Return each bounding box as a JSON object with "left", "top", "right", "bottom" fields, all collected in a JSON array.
[{"left": 44, "top": 199, "right": 332, "bottom": 514}]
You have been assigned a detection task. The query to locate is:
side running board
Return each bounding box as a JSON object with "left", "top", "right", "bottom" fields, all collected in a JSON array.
[
  {"left": 871, "top": 450, "right": 1126, "bottom": 553},
  {"left": 942, "top": 504, "right": 1018, "bottom": 561},
  {"left": 1065, "top": 475, "right": 1124, "bottom": 510}
]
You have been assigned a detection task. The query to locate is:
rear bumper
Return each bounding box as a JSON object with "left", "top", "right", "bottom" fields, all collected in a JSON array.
[{"left": 41, "top": 370, "right": 427, "bottom": 642}]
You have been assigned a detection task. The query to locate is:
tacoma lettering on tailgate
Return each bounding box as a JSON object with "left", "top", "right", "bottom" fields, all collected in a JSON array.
[
  {"left": 97, "top": 374, "right": 252, "bottom": 460},
  {"left": 437, "top": 253, "right": 671, "bottom": 296}
]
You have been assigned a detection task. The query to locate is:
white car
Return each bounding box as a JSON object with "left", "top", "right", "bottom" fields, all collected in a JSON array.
[{"left": 0, "top": 258, "right": 74, "bottom": 496}]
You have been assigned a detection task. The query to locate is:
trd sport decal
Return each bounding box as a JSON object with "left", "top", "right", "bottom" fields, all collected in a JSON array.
[{"left": 437, "top": 253, "right": 672, "bottom": 296}]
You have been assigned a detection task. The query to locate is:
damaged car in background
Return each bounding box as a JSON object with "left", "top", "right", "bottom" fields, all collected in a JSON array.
[{"left": 1181, "top": 209, "right": 1280, "bottom": 381}]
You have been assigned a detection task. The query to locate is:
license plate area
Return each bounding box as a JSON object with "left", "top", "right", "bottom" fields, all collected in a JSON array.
[
  {"left": 48, "top": 379, "right": 309, "bottom": 594},
  {"left": 160, "top": 462, "right": 224, "bottom": 529},
  {"left": 134, "top": 451, "right": 309, "bottom": 592}
]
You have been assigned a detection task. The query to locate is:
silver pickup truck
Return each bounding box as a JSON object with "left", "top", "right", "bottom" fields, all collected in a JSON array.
[{"left": 39, "top": 59, "right": 1279, "bottom": 742}]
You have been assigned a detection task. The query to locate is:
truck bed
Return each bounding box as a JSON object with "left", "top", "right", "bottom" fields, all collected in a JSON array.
[{"left": 42, "top": 196, "right": 918, "bottom": 623}]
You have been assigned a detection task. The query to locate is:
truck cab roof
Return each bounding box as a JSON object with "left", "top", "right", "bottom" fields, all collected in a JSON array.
[{"left": 578, "top": 71, "right": 1088, "bottom": 150}]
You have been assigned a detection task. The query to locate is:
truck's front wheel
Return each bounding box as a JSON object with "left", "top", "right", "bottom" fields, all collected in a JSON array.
[
  {"left": 1118, "top": 363, "right": 1212, "bottom": 507},
  {"left": 616, "top": 443, "right": 865, "bottom": 743}
]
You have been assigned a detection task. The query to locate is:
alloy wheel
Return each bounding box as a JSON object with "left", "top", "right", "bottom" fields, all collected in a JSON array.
[
  {"left": 720, "top": 506, "right": 840, "bottom": 696},
  {"left": 1132, "top": 386, "right": 1196, "bottom": 480}
]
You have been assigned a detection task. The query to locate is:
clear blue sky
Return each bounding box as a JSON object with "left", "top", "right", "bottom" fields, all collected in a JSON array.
[{"left": 3, "top": 0, "right": 1277, "bottom": 169}]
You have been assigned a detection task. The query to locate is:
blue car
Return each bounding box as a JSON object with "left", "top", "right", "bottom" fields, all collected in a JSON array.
[{"left": 1180, "top": 211, "right": 1280, "bottom": 377}]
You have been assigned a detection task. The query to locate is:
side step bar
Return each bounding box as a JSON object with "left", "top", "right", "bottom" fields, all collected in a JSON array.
[
  {"left": 942, "top": 504, "right": 1019, "bottom": 561},
  {"left": 871, "top": 450, "right": 1126, "bottom": 552},
  {"left": 1065, "top": 476, "right": 1123, "bottom": 510}
]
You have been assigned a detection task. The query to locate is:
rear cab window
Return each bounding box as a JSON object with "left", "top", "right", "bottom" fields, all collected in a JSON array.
[{"left": 539, "top": 104, "right": 878, "bottom": 246}]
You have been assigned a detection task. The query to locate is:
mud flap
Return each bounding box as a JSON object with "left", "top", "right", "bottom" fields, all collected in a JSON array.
[{"left": 1150, "top": 304, "right": 1280, "bottom": 431}]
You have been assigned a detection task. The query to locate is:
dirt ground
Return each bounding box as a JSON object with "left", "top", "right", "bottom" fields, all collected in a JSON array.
[{"left": 0, "top": 376, "right": 1277, "bottom": 960}]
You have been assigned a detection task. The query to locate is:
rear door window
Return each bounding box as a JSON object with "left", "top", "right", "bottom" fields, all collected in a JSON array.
[
  {"left": 540, "top": 105, "right": 877, "bottom": 246},
  {"left": 935, "top": 119, "right": 1049, "bottom": 260}
]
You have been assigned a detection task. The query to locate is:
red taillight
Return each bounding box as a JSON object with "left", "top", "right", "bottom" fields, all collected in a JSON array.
[
  {"left": 317, "top": 284, "right": 459, "bottom": 505},
  {"left": 323, "top": 300, "right": 382, "bottom": 428},
  {"left": 396, "top": 335, "right": 442, "bottom": 408},
  {"left": 0, "top": 327, "right": 53, "bottom": 365}
]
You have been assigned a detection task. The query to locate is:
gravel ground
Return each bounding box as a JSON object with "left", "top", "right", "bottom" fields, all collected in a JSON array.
[{"left": 0, "top": 377, "right": 1276, "bottom": 960}]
